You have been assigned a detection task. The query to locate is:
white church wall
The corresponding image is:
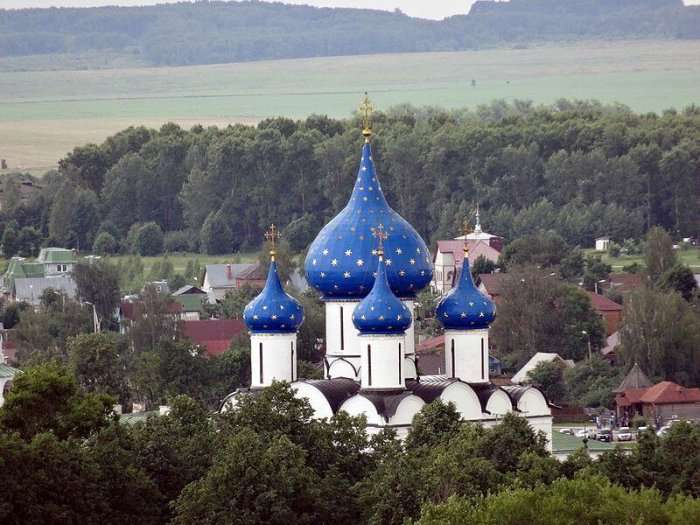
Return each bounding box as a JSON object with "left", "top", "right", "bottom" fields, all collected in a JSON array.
[
  {"left": 339, "top": 395, "right": 384, "bottom": 427},
  {"left": 486, "top": 389, "right": 512, "bottom": 416},
  {"left": 516, "top": 388, "right": 551, "bottom": 416},
  {"left": 250, "top": 333, "right": 297, "bottom": 388},
  {"left": 441, "top": 383, "right": 483, "bottom": 420},
  {"left": 388, "top": 395, "right": 425, "bottom": 439},
  {"left": 291, "top": 382, "right": 335, "bottom": 420},
  {"left": 325, "top": 300, "right": 361, "bottom": 379},
  {"left": 360, "top": 335, "right": 406, "bottom": 390},
  {"left": 444, "top": 329, "right": 490, "bottom": 383},
  {"left": 402, "top": 300, "right": 417, "bottom": 379}
]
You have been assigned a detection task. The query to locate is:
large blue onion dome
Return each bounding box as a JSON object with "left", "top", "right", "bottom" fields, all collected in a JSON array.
[
  {"left": 352, "top": 248, "right": 412, "bottom": 335},
  {"left": 304, "top": 141, "right": 432, "bottom": 300},
  {"left": 436, "top": 254, "right": 496, "bottom": 330},
  {"left": 243, "top": 260, "right": 304, "bottom": 334}
]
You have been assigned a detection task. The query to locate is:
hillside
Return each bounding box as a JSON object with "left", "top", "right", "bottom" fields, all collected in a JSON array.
[{"left": 0, "top": 0, "right": 698, "bottom": 69}]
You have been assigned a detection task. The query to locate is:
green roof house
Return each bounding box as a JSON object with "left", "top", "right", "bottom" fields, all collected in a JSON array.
[{"left": 172, "top": 285, "right": 209, "bottom": 320}]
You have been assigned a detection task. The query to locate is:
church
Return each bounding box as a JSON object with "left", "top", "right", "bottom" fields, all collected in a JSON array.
[{"left": 222, "top": 97, "right": 553, "bottom": 448}]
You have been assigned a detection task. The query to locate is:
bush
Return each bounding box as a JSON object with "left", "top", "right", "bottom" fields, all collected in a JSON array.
[
  {"left": 135, "top": 222, "right": 164, "bottom": 256},
  {"left": 164, "top": 230, "right": 193, "bottom": 253},
  {"left": 92, "top": 231, "right": 118, "bottom": 255}
]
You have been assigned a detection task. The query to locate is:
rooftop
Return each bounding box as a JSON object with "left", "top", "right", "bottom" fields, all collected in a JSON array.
[
  {"left": 181, "top": 319, "right": 247, "bottom": 357},
  {"left": 36, "top": 248, "right": 77, "bottom": 264},
  {"left": 587, "top": 291, "right": 623, "bottom": 312}
]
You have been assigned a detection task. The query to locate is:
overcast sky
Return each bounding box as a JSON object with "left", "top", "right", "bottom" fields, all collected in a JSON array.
[{"left": 3, "top": 1, "right": 700, "bottom": 20}]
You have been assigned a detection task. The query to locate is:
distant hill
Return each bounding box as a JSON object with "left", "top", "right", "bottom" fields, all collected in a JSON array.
[{"left": 0, "top": 0, "right": 698, "bottom": 68}]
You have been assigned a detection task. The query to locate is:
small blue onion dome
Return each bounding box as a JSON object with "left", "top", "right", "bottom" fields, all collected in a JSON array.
[
  {"left": 352, "top": 252, "right": 412, "bottom": 335},
  {"left": 243, "top": 260, "right": 304, "bottom": 334},
  {"left": 436, "top": 256, "right": 496, "bottom": 330},
  {"left": 304, "top": 141, "right": 432, "bottom": 300}
]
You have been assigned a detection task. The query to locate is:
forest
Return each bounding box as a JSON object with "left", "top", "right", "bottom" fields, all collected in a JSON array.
[
  {"left": 1, "top": 100, "right": 699, "bottom": 261},
  {"left": 2, "top": 372, "right": 700, "bottom": 525},
  {"left": 0, "top": 0, "right": 698, "bottom": 67}
]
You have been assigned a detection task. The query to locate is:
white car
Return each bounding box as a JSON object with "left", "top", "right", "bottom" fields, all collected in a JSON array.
[
  {"left": 575, "top": 429, "right": 589, "bottom": 438},
  {"left": 616, "top": 427, "right": 633, "bottom": 441},
  {"left": 559, "top": 428, "right": 574, "bottom": 435}
]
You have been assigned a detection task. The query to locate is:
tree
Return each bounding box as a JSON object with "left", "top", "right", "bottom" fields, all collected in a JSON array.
[
  {"left": 172, "top": 428, "right": 322, "bottom": 525},
  {"left": 564, "top": 356, "right": 622, "bottom": 408},
  {"left": 200, "top": 210, "right": 233, "bottom": 255},
  {"left": 72, "top": 260, "right": 121, "bottom": 331},
  {"left": 500, "top": 232, "right": 570, "bottom": 270},
  {"left": 93, "top": 231, "right": 118, "bottom": 255},
  {"left": 619, "top": 287, "right": 700, "bottom": 386},
  {"left": 218, "top": 285, "right": 259, "bottom": 320},
  {"left": 645, "top": 226, "right": 677, "bottom": 283},
  {"left": 68, "top": 332, "right": 128, "bottom": 402},
  {"left": 470, "top": 254, "right": 497, "bottom": 279},
  {"left": 490, "top": 267, "right": 604, "bottom": 367},
  {"left": 135, "top": 222, "right": 164, "bottom": 256},
  {"left": 660, "top": 264, "right": 698, "bottom": 301},
  {"left": 1, "top": 220, "right": 19, "bottom": 258},
  {"left": 0, "top": 362, "right": 114, "bottom": 440},
  {"left": 582, "top": 255, "right": 611, "bottom": 291},
  {"left": 16, "top": 226, "right": 40, "bottom": 257},
  {"left": 405, "top": 400, "right": 462, "bottom": 450},
  {"left": 127, "top": 285, "right": 179, "bottom": 352},
  {"left": 525, "top": 361, "right": 567, "bottom": 404},
  {"left": 415, "top": 475, "right": 698, "bottom": 525}
]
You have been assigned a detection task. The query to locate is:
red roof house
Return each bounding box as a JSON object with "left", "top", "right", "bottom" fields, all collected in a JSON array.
[
  {"left": 181, "top": 319, "right": 247, "bottom": 357},
  {"left": 587, "top": 292, "right": 623, "bottom": 335},
  {"left": 616, "top": 379, "right": 700, "bottom": 425}
]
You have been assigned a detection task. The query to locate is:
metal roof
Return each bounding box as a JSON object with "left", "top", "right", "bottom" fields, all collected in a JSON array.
[
  {"left": 36, "top": 248, "right": 77, "bottom": 264},
  {"left": 13, "top": 275, "right": 77, "bottom": 304},
  {"left": 204, "top": 263, "right": 263, "bottom": 289}
]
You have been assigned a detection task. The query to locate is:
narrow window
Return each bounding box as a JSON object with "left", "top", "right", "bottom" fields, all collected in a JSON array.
[
  {"left": 481, "top": 338, "right": 485, "bottom": 380},
  {"left": 367, "top": 344, "right": 372, "bottom": 386},
  {"left": 398, "top": 343, "right": 402, "bottom": 384},
  {"left": 340, "top": 307, "right": 345, "bottom": 351},
  {"left": 259, "top": 342, "right": 264, "bottom": 384},
  {"left": 451, "top": 339, "right": 455, "bottom": 378},
  {"left": 290, "top": 341, "right": 295, "bottom": 382}
]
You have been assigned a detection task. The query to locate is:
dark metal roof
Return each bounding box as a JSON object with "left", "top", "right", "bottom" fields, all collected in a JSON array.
[
  {"left": 360, "top": 389, "right": 416, "bottom": 421},
  {"left": 405, "top": 377, "right": 456, "bottom": 403},
  {"left": 303, "top": 378, "right": 360, "bottom": 413},
  {"left": 468, "top": 383, "right": 507, "bottom": 411}
]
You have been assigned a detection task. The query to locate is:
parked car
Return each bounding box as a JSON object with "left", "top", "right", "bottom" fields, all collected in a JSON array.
[
  {"left": 657, "top": 425, "right": 672, "bottom": 437},
  {"left": 575, "top": 428, "right": 588, "bottom": 438},
  {"left": 597, "top": 429, "right": 613, "bottom": 442},
  {"left": 616, "top": 427, "right": 633, "bottom": 441},
  {"left": 559, "top": 428, "right": 574, "bottom": 435}
]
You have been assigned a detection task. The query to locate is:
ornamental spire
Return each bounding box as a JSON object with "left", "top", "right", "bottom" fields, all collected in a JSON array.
[
  {"left": 460, "top": 217, "right": 473, "bottom": 256},
  {"left": 371, "top": 223, "right": 388, "bottom": 258},
  {"left": 360, "top": 92, "right": 374, "bottom": 142},
  {"left": 265, "top": 223, "right": 280, "bottom": 261}
]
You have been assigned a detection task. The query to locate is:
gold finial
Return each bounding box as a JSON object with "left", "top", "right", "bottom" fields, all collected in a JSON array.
[
  {"left": 360, "top": 92, "right": 374, "bottom": 142},
  {"left": 461, "top": 217, "right": 473, "bottom": 256},
  {"left": 371, "top": 223, "right": 388, "bottom": 257},
  {"left": 264, "top": 224, "right": 280, "bottom": 261}
]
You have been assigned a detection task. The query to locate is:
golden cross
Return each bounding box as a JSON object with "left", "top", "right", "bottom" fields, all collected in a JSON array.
[
  {"left": 371, "top": 223, "right": 388, "bottom": 255},
  {"left": 360, "top": 92, "right": 374, "bottom": 140},
  {"left": 265, "top": 223, "right": 280, "bottom": 259},
  {"left": 461, "top": 217, "right": 473, "bottom": 255}
]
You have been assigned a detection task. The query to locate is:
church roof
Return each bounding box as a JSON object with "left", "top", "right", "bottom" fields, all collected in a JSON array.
[
  {"left": 243, "top": 260, "right": 304, "bottom": 334},
  {"left": 301, "top": 378, "right": 360, "bottom": 413},
  {"left": 359, "top": 389, "right": 416, "bottom": 420},
  {"left": 304, "top": 141, "right": 432, "bottom": 300},
  {"left": 436, "top": 256, "right": 496, "bottom": 330},
  {"left": 435, "top": 240, "right": 501, "bottom": 267},
  {"left": 352, "top": 251, "right": 412, "bottom": 335},
  {"left": 405, "top": 377, "right": 458, "bottom": 403},
  {"left": 613, "top": 363, "right": 652, "bottom": 393}
]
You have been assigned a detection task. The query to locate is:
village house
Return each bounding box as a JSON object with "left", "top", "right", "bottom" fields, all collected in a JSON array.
[
  {"left": 615, "top": 365, "right": 700, "bottom": 425},
  {"left": 201, "top": 262, "right": 266, "bottom": 302},
  {"left": 511, "top": 352, "right": 575, "bottom": 384},
  {"left": 171, "top": 285, "right": 211, "bottom": 320},
  {"left": 181, "top": 319, "right": 247, "bottom": 357},
  {"left": 595, "top": 236, "right": 611, "bottom": 251},
  {"left": 2, "top": 248, "right": 78, "bottom": 305},
  {"left": 586, "top": 291, "right": 623, "bottom": 336}
]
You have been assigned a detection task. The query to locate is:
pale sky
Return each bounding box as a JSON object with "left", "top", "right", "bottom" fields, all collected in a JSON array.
[{"left": 2, "top": 1, "right": 699, "bottom": 20}]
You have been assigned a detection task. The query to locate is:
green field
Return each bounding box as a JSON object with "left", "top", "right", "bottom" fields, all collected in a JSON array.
[
  {"left": 588, "top": 248, "right": 700, "bottom": 270},
  {"left": 1, "top": 40, "right": 699, "bottom": 175}
]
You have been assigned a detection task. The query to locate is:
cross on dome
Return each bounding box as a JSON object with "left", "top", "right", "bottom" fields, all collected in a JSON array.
[
  {"left": 264, "top": 223, "right": 280, "bottom": 260},
  {"left": 360, "top": 92, "right": 374, "bottom": 141}
]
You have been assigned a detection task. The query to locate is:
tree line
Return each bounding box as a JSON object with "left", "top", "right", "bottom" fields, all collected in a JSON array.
[
  {"left": 2, "top": 100, "right": 699, "bottom": 261},
  {"left": 0, "top": 0, "right": 698, "bottom": 67},
  {"left": 2, "top": 371, "right": 700, "bottom": 525}
]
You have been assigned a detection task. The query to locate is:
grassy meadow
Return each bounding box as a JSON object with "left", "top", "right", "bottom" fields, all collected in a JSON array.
[
  {"left": 1, "top": 40, "right": 699, "bottom": 174},
  {"left": 591, "top": 248, "right": 700, "bottom": 271}
]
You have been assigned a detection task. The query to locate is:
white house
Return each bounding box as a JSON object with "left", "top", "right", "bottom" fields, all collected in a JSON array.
[{"left": 595, "top": 236, "right": 611, "bottom": 251}]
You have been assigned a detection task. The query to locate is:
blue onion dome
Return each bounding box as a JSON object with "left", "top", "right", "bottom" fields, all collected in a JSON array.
[
  {"left": 304, "top": 140, "right": 432, "bottom": 300},
  {"left": 243, "top": 259, "right": 304, "bottom": 334},
  {"left": 352, "top": 243, "right": 412, "bottom": 335},
  {"left": 436, "top": 254, "right": 496, "bottom": 330}
]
